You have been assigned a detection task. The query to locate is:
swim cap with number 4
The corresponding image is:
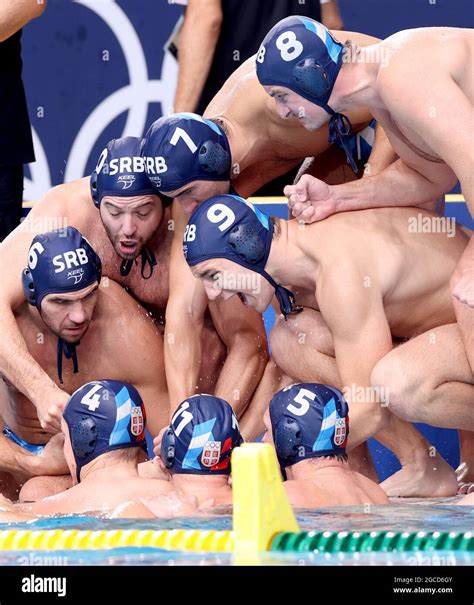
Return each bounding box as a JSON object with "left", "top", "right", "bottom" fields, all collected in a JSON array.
[
  {"left": 63, "top": 380, "right": 147, "bottom": 482},
  {"left": 142, "top": 113, "right": 231, "bottom": 193}
]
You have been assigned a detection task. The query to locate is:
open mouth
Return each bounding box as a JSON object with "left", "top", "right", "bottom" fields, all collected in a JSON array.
[
  {"left": 65, "top": 325, "right": 85, "bottom": 334},
  {"left": 118, "top": 240, "right": 139, "bottom": 255}
]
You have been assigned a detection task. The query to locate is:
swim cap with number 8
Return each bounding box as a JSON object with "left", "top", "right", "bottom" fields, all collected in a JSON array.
[{"left": 256, "top": 16, "right": 344, "bottom": 115}]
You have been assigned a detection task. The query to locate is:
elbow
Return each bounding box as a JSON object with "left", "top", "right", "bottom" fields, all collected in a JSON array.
[
  {"left": 373, "top": 404, "right": 390, "bottom": 435},
  {"left": 444, "top": 172, "right": 460, "bottom": 193},
  {"left": 207, "top": 10, "right": 223, "bottom": 34},
  {"left": 229, "top": 332, "right": 269, "bottom": 368},
  {"left": 36, "top": 1, "right": 47, "bottom": 17},
  {"left": 186, "top": 7, "right": 223, "bottom": 35},
  {"left": 31, "top": 0, "right": 47, "bottom": 19}
]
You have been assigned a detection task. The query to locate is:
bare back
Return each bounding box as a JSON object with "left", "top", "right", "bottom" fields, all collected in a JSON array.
[
  {"left": 25, "top": 473, "right": 172, "bottom": 516},
  {"left": 285, "top": 466, "right": 389, "bottom": 507},
  {"left": 204, "top": 30, "right": 381, "bottom": 196},
  {"left": 292, "top": 207, "right": 468, "bottom": 338}
]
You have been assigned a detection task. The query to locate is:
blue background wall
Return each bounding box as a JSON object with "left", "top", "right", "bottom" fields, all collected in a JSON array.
[{"left": 21, "top": 1, "right": 473, "bottom": 477}]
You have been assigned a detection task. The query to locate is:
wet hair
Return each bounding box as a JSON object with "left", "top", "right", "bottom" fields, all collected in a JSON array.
[
  {"left": 340, "top": 40, "right": 359, "bottom": 68},
  {"left": 270, "top": 217, "right": 281, "bottom": 239},
  {"left": 209, "top": 117, "right": 230, "bottom": 137},
  {"left": 308, "top": 453, "right": 348, "bottom": 464}
]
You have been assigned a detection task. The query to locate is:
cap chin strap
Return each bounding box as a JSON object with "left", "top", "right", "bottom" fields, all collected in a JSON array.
[
  {"left": 261, "top": 270, "right": 303, "bottom": 319},
  {"left": 120, "top": 246, "right": 157, "bottom": 279},
  {"left": 57, "top": 339, "right": 79, "bottom": 384},
  {"left": 326, "top": 110, "right": 359, "bottom": 174}
]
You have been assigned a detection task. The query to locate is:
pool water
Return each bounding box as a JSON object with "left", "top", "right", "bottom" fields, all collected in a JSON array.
[{"left": 0, "top": 499, "right": 472, "bottom": 565}]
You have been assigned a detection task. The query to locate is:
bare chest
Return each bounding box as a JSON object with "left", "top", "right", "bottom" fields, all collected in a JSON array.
[
  {"left": 375, "top": 108, "right": 446, "bottom": 166},
  {"left": 86, "top": 225, "right": 171, "bottom": 313}
]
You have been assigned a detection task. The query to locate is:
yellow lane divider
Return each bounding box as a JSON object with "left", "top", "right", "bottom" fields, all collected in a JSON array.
[{"left": 0, "top": 443, "right": 299, "bottom": 553}]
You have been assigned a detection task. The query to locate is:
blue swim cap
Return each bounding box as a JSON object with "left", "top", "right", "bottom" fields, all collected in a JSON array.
[
  {"left": 90, "top": 137, "right": 159, "bottom": 208},
  {"left": 142, "top": 113, "right": 232, "bottom": 193},
  {"left": 90, "top": 137, "right": 161, "bottom": 279},
  {"left": 256, "top": 17, "right": 359, "bottom": 173},
  {"left": 22, "top": 227, "right": 102, "bottom": 383},
  {"left": 269, "top": 383, "right": 349, "bottom": 469},
  {"left": 22, "top": 227, "right": 102, "bottom": 310},
  {"left": 183, "top": 195, "right": 302, "bottom": 319},
  {"left": 161, "top": 394, "right": 242, "bottom": 475},
  {"left": 63, "top": 380, "right": 147, "bottom": 482}
]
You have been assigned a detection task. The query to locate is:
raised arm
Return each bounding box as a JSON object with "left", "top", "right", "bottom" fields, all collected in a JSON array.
[
  {"left": 208, "top": 297, "right": 268, "bottom": 418},
  {"left": 0, "top": 0, "right": 47, "bottom": 42},
  {"left": 0, "top": 192, "right": 71, "bottom": 432},
  {"left": 173, "top": 0, "right": 223, "bottom": 113},
  {"left": 165, "top": 204, "right": 207, "bottom": 412}
]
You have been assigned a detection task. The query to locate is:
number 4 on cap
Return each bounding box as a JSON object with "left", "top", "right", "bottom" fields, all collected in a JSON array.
[{"left": 80, "top": 384, "right": 102, "bottom": 412}]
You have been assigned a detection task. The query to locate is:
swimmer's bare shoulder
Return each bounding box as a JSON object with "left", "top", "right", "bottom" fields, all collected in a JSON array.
[
  {"left": 0, "top": 178, "right": 94, "bottom": 310},
  {"left": 352, "top": 471, "right": 389, "bottom": 504},
  {"left": 94, "top": 280, "right": 164, "bottom": 375},
  {"left": 330, "top": 28, "right": 380, "bottom": 47},
  {"left": 283, "top": 480, "right": 316, "bottom": 508},
  {"left": 377, "top": 28, "right": 473, "bottom": 100}
]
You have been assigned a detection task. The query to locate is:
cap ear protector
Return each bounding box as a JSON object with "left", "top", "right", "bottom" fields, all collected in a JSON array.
[
  {"left": 22, "top": 267, "right": 36, "bottom": 306},
  {"left": 161, "top": 427, "right": 176, "bottom": 469},
  {"left": 70, "top": 416, "right": 98, "bottom": 460},
  {"left": 90, "top": 170, "right": 100, "bottom": 209},
  {"left": 198, "top": 140, "right": 231, "bottom": 176},
  {"left": 274, "top": 417, "right": 303, "bottom": 465},
  {"left": 228, "top": 224, "right": 266, "bottom": 264},
  {"left": 293, "top": 57, "right": 332, "bottom": 100}
]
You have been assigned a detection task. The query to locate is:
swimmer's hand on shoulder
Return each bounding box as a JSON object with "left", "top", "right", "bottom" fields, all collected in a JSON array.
[
  {"left": 34, "top": 433, "right": 68, "bottom": 476},
  {"left": 284, "top": 175, "right": 336, "bottom": 223},
  {"left": 152, "top": 427, "right": 168, "bottom": 466},
  {"left": 35, "top": 388, "right": 70, "bottom": 434}
]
